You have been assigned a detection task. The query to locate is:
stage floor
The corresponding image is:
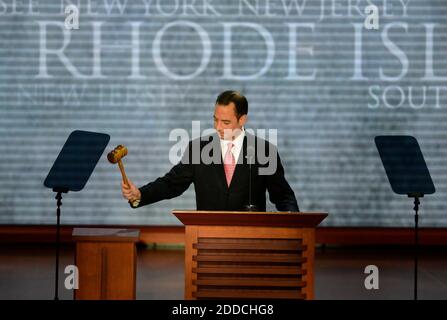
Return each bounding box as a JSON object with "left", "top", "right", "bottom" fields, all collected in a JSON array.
[{"left": 0, "top": 244, "right": 446, "bottom": 300}]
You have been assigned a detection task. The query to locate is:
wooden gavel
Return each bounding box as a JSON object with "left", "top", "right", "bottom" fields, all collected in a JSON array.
[{"left": 107, "top": 144, "right": 129, "bottom": 186}]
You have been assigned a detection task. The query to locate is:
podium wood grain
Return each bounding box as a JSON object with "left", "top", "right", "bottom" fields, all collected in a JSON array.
[
  {"left": 173, "top": 211, "right": 327, "bottom": 300},
  {"left": 72, "top": 228, "right": 139, "bottom": 300}
]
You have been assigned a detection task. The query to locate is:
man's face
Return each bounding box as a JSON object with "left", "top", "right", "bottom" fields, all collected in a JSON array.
[{"left": 213, "top": 103, "right": 247, "bottom": 140}]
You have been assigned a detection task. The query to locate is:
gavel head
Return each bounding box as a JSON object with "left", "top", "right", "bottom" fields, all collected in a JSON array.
[{"left": 107, "top": 145, "right": 128, "bottom": 164}]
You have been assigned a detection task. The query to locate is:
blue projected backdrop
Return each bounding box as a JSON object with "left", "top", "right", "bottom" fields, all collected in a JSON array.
[{"left": 0, "top": 0, "right": 446, "bottom": 226}]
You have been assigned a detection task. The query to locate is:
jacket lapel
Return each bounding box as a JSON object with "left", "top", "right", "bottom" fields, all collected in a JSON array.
[
  {"left": 212, "top": 133, "right": 252, "bottom": 190},
  {"left": 228, "top": 135, "right": 248, "bottom": 190},
  {"left": 210, "top": 134, "right": 229, "bottom": 191}
]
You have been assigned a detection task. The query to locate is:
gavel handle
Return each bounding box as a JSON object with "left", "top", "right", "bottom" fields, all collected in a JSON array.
[{"left": 117, "top": 160, "right": 129, "bottom": 187}]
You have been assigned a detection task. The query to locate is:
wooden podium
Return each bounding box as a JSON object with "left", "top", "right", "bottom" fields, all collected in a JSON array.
[
  {"left": 72, "top": 228, "right": 140, "bottom": 300},
  {"left": 173, "top": 210, "right": 327, "bottom": 300}
]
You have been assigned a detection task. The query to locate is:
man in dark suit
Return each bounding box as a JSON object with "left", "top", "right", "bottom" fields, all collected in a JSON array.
[{"left": 122, "top": 91, "right": 299, "bottom": 212}]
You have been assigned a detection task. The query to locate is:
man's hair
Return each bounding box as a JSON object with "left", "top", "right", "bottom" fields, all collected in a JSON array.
[{"left": 215, "top": 90, "right": 248, "bottom": 119}]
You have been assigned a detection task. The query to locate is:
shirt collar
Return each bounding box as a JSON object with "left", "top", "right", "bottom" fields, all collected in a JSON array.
[{"left": 220, "top": 127, "right": 245, "bottom": 150}]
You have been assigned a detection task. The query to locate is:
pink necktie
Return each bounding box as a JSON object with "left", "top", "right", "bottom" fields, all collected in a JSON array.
[{"left": 223, "top": 142, "right": 236, "bottom": 187}]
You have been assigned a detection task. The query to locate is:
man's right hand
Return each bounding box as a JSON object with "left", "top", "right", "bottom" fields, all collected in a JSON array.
[{"left": 121, "top": 179, "right": 141, "bottom": 202}]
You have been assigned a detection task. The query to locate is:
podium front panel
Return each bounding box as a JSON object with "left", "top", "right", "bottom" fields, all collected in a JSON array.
[
  {"left": 185, "top": 226, "right": 315, "bottom": 300},
  {"left": 72, "top": 228, "right": 139, "bottom": 300}
]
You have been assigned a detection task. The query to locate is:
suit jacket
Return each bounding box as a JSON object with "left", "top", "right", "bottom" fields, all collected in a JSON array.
[{"left": 134, "top": 133, "right": 299, "bottom": 212}]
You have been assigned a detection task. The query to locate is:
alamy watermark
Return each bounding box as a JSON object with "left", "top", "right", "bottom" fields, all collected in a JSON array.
[
  {"left": 169, "top": 122, "right": 278, "bottom": 176},
  {"left": 64, "top": 265, "right": 79, "bottom": 290},
  {"left": 364, "top": 265, "right": 379, "bottom": 290},
  {"left": 64, "top": 5, "right": 79, "bottom": 30}
]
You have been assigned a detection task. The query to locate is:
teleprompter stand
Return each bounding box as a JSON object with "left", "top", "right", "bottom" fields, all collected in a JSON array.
[
  {"left": 44, "top": 130, "right": 110, "bottom": 300},
  {"left": 375, "top": 136, "right": 435, "bottom": 300}
]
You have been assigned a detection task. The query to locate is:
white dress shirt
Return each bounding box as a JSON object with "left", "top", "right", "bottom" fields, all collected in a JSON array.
[{"left": 220, "top": 128, "right": 245, "bottom": 164}]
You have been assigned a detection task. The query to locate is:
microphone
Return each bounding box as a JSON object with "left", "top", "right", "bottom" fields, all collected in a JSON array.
[{"left": 245, "top": 146, "right": 258, "bottom": 212}]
